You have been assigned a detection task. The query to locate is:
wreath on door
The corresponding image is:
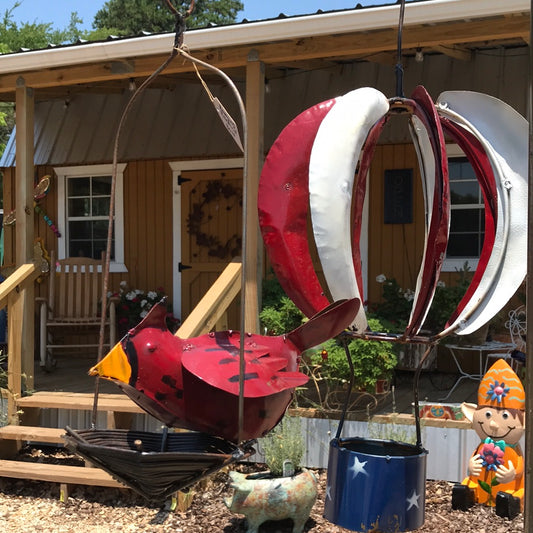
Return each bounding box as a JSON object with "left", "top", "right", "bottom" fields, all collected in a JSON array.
[{"left": 186, "top": 178, "right": 242, "bottom": 259}]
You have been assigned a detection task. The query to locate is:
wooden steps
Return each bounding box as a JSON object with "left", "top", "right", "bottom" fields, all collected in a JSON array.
[
  {"left": 0, "top": 391, "right": 145, "bottom": 495},
  {"left": 0, "top": 425, "right": 65, "bottom": 444},
  {"left": 0, "top": 460, "right": 123, "bottom": 488},
  {"left": 15, "top": 391, "right": 145, "bottom": 413}
]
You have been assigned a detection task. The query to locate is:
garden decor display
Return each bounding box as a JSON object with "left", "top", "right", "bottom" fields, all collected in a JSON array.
[
  {"left": 67, "top": 0, "right": 361, "bottom": 501},
  {"left": 258, "top": 87, "right": 527, "bottom": 343},
  {"left": 451, "top": 359, "right": 525, "bottom": 519},
  {"left": 257, "top": 0, "right": 527, "bottom": 527}
]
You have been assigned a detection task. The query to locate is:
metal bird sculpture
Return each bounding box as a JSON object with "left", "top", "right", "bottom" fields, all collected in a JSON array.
[{"left": 90, "top": 297, "right": 360, "bottom": 442}]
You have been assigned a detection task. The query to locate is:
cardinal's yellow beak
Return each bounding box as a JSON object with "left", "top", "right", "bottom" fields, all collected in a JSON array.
[{"left": 89, "top": 341, "right": 131, "bottom": 384}]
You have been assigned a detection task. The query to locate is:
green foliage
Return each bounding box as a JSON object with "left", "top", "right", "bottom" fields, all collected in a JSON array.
[
  {"left": 93, "top": 0, "right": 244, "bottom": 35},
  {"left": 372, "top": 262, "right": 473, "bottom": 334},
  {"left": 261, "top": 416, "right": 304, "bottom": 477},
  {"left": 113, "top": 281, "right": 179, "bottom": 333},
  {"left": 259, "top": 296, "right": 304, "bottom": 335},
  {"left": 259, "top": 275, "right": 305, "bottom": 335},
  {"left": 0, "top": 4, "right": 84, "bottom": 51},
  {"left": 423, "top": 262, "right": 472, "bottom": 332},
  {"left": 308, "top": 318, "right": 397, "bottom": 390}
]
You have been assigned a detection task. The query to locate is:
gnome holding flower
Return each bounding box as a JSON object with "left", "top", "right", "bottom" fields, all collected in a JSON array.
[{"left": 452, "top": 359, "right": 525, "bottom": 519}]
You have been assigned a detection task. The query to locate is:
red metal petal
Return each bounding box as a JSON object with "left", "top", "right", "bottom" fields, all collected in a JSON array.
[
  {"left": 258, "top": 99, "right": 336, "bottom": 317},
  {"left": 406, "top": 86, "right": 450, "bottom": 336},
  {"left": 286, "top": 297, "right": 360, "bottom": 352},
  {"left": 352, "top": 117, "right": 389, "bottom": 302}
]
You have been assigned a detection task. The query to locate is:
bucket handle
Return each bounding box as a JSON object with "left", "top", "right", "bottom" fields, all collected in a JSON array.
[{"left": 335, "top": 334, "right": 436, "bottom": 451}]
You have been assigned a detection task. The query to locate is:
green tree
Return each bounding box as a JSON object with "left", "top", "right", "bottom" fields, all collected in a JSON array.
[
  {"left": 1, "top": 3, "right": 84, "bottom": 52},
  {"left": 93, "top": 0, "right": 244, "bottom": 35}
]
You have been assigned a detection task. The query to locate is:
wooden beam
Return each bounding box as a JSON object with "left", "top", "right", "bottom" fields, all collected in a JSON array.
[
  {"left": 243, "top": 52, "right": 264, "bottom": 334},
  {"left": 0, "top": 14, "right": 527, "bottom": 97},
  {"left": 0, "top": 262, "right": 38, "bottom": 310},
  {"left": 14, "top": 79, "right": 35, "bottom": 394},
  {"left": 431, "top": 44, "right": 472, "bottom": 61}
]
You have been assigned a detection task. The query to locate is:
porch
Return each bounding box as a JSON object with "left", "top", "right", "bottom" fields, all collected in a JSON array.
[{"left": 30, "top": 352, "right": 479, "bottom": 414}]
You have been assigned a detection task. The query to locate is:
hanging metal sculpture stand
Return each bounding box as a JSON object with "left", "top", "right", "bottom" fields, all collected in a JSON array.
[{"left": 64, "top": 0, "right": 257, "bottom": 500}]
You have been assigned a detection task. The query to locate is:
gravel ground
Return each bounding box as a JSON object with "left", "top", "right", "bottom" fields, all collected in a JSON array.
[{"left": 0, "top": 448, "right": 525, "bottom": 533}]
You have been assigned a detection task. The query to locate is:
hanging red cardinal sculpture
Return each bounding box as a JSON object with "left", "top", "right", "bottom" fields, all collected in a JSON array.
[{"left": 90, "top": 297, "right": 359, "bottom": 442}]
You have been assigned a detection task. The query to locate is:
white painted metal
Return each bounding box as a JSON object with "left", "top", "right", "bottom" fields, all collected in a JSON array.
[
  {"left": 436, "top": 91, "right": 528, "bottom": 335},
  {"left": 309, "top": 87, "right": 389, "bottom": 333},
  {"left": 408, "top": 115, "right": 445, "bottom": 329},
  {"left": 36, "top": 407, "right": 525, "bottom": 483}
]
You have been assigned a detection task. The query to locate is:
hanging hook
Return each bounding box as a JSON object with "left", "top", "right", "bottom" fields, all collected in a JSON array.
[
  {"left": 395, "top": 0, "right": 406, "bottom": 97},
  {"left": 165, "top": 0, "right": 196, "bottom": 47}
]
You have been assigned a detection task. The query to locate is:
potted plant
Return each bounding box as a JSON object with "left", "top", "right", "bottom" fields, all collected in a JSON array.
[
  {"left": 225, "top": 416, "right": 318, "bottom": 533},
  {"left": 309, "top": 318, "right": 397, "bottom": 394}
]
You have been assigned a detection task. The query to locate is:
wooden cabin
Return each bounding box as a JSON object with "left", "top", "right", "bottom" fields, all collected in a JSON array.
[{"left": 0, "top": 0, "right": 529, "bottom": 395}]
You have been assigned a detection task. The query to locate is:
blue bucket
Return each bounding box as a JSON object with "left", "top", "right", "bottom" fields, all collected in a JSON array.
[{"left": 324, "top": 437, "right": 428, "bottom": 532}]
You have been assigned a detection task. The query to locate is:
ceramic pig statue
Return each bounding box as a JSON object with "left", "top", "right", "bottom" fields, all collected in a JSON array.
[{"left": 224, "top": 469, "right": 318, "bottom": 533}]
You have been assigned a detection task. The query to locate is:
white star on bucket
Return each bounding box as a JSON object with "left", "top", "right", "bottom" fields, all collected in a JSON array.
[
  {"left": 406, "top": 489, "right": 420, "bottom": 510},
  {"left": 350, "top": 457, "right": 369, "bottom": 478}
]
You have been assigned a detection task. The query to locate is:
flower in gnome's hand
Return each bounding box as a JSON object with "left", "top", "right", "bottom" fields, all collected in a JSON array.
[{"left": 480, "top": 442, "right": 504, "bottom": 472}]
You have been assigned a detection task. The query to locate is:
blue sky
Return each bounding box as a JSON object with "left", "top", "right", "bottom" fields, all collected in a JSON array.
[{"left": 7, "top": 1, "right": 387, "bottom": 31}]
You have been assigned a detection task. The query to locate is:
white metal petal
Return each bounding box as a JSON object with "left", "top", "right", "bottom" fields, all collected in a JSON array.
[
  {"left": 308, "top": 87, "right": 389, "bottom": 332},
  {"left": 436, "top": 91, "right": 528, "bottom": 335}
]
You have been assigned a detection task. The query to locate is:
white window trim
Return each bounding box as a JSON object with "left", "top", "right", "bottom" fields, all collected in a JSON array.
[
  {"left": 54, "top": 164, "right": 128, "bottom": 273},
  {"left": 442, "top": 144, "right": 480, "bottom": 272}
]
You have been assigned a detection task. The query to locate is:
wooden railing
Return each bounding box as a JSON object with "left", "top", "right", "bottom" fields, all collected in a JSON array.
[
  {"left": 0, "top": 262, "right": 43, "bottom": 424},
  {"left": 176, "top": 258, "right": 242, "bottom": 339}
]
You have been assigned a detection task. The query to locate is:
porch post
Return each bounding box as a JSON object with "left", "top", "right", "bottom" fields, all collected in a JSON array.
[
  {"left": 9, "top": 78, "right": 35, "bottom": 409},
  {"left": 244, "top": 51, "right": 265, "bottom": 333},
  {"left": 524, "top": 1, "right": 533, "bottom": 528}
]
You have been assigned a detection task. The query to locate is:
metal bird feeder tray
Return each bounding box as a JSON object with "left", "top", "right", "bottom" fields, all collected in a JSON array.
[
  {"left": 64, "top": 427, "right": 255, "bottom": 501},
  {"left": 323, "top": 337, "right": 428, "bottom": 532}
]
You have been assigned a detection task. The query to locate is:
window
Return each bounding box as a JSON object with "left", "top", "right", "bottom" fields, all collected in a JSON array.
[
  {"left": 55, "top": 164, "right": 127, "bottom": 272},
  {"left": 443, "top": 147, "right": 484, "bottom": 271}
]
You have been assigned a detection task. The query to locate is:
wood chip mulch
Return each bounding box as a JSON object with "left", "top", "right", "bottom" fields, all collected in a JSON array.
[{"left": 0, "top": 447, "right": 525, "bottom": 532}]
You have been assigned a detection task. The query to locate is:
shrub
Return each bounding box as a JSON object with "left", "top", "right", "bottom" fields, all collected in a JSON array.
[{"left": 308, "top": 318, "right": 397, "bottom": 391}]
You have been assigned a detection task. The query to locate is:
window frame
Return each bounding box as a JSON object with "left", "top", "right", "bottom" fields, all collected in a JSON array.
[
  {"left": 55, "top": 164, "right": 127, "bottom": 273},
  {"left": 442, "top": 144, "right": 482, "bottom": 272}
]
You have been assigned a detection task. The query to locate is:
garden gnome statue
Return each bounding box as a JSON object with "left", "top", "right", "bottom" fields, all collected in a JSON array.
[{"left": 451, "top": 359, "right": 525, "bottom": 519}]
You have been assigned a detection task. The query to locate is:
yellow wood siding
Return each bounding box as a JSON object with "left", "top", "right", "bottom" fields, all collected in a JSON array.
[
  {"left": 2, "top": 144, "right": 475, "bottom": 330},
  {"left": 367, "top": 143, "right": 425, "bottom": 308}
]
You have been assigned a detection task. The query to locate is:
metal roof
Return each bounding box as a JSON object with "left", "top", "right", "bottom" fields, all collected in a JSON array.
[
  {"left": 0, "top": 0, "right": 528, "bottom": 78},
  {"left": 0, "top": 45, "right": 527, "bottom": 168}
]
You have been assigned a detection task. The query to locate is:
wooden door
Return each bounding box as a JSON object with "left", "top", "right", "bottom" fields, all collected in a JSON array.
[{"left": 180, "top": 168, "right": 243, "bottom": 330}]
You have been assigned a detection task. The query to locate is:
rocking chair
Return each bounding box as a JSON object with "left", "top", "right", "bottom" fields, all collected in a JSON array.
[{"left": 37, "top": 251, "right": 117, "bottom": 370}]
